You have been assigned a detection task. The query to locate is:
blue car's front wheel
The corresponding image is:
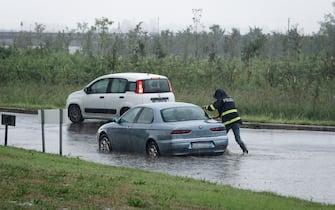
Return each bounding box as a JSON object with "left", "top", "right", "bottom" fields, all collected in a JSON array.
[{"left": 99, "top": 133, "right": 112, "bottom": 152}]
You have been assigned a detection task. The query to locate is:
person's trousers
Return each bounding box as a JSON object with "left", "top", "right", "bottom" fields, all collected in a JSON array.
[{"left": 225, "top": 122, "right": 244, "bottom": 146}]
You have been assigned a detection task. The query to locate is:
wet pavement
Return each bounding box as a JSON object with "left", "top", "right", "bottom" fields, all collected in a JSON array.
[{"left": 1, "top": 112, "right": 335, "bottom": 204}]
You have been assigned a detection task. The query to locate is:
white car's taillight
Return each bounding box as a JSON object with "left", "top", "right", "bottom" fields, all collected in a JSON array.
[
  {"left": 168, "top": 80, "right": 173, "bottom": 92},
  {"left": 136, "top": 80, "right": 144, "bottom": 94}
]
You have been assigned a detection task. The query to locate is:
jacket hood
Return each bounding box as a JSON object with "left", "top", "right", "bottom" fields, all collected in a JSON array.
[{"left": 213, "top": 89, "right": 228, "bottom": 99}]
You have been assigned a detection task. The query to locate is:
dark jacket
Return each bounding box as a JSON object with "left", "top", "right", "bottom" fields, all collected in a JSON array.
[{"left": 205, "top": 89, "right": 241, "bottom": 126}]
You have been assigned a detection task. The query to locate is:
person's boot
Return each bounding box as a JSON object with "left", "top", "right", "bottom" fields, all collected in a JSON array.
[{"left": 239, "top": 143, "right": 248, "bottom": 154}]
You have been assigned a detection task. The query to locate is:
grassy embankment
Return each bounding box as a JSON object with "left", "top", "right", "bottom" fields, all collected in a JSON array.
[
  {"left": 0, "top": 79, "right": 334, "bottom": 126},
  {"left": 1, "top": 146, "right": 334, "bottom": 209}
]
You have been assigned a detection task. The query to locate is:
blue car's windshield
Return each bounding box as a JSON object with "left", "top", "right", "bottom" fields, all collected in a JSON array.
[{"left": 161, "top": 106, "right": 210, "bottom": 122}]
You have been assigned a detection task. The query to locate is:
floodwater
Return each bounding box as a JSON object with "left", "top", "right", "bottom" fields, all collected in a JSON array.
[{"left": 1, "top": 112, "right": 335, "bottom": 204}]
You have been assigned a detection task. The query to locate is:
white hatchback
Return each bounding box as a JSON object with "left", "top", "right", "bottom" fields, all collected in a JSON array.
[{"left": 66, "top": 72, "right": 175, "bottom": 123}]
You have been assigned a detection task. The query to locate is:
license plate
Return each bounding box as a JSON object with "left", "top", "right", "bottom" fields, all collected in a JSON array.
[
  {"left": 190, "top": 142, "right": 214, "bottom": 149},
  {"left": 151, "top": 98, "right": 168, "bottom": 103}
]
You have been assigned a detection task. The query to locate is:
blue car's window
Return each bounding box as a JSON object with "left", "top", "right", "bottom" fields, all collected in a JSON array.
[
  {"left": 121, "top": 107, "right": 142, "bottom": 123},
  {"left": 161, "top": 106, "right": 210, "bottom": 122},
  {"left": 136, "top": 108, "right": 154, "bottom": 124}
]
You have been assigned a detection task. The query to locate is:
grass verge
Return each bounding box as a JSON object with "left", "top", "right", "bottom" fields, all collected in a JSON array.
[
  {"left": 0, "top": 146, "right": 334, "bottom": 209},
  {"left": 1, "top": 82, "right": 334, "bottom": 126}
]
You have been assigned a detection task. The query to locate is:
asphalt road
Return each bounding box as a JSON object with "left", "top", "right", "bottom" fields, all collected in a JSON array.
[{"left": 1, "top": 112, "right": 335, "bottom": 205}]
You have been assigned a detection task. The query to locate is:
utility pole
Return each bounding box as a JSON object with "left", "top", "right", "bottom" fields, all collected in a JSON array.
[
  {"left": 288, "top": 18, "right": 290, "bottom": 33},
  {"left": 192, "top": 8, "right": 202, "bottom": 59},
  {"left": 157, "top": 17, "right": 160, "bottom": 35}
]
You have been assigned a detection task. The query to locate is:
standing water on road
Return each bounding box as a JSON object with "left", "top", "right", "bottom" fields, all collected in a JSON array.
[{"left": 1, "top": 112, "right": 335, "bottom": 204}]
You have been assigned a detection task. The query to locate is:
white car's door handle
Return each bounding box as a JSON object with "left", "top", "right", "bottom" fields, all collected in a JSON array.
[
  {"left": 99, "top": 96, "right": 104, "bottom": 99},
  {"left": 119, "top": 96, "right": 124, "bottom": 99}
]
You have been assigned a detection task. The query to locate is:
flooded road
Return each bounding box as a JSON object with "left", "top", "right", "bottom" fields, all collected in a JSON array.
[{"left": 1, "top": 112, "right": 335, "bottom": 204}]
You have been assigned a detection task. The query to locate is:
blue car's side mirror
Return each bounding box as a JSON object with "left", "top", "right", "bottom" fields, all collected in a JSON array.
[{"left": 113, "top": 117, "right": 120, "bottom": 123}]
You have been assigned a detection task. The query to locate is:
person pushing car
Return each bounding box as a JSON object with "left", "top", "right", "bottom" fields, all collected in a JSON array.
[{"left": 203, "top": 89, "right": 248, "bottom": 154}]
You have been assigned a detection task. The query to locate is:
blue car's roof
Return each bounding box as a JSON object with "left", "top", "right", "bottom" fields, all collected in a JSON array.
[{"left": 133, "top": 102, "right": 199, "bottom": 110}]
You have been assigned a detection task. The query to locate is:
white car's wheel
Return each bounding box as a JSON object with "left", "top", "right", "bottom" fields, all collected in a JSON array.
[{"left": 68, "top": 104, "right": 84, "bottom": 123}]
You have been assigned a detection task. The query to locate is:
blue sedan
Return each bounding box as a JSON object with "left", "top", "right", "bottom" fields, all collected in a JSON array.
[{"left": 97, "top": 102, "right": 228, "bottom": 157}]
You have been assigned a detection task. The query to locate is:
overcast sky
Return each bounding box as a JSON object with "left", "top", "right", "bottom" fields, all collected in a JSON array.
[{"left": 1, "top": 0, "right": 334, "bottom": 34}]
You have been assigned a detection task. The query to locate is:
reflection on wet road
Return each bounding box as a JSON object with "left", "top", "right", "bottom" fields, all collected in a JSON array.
[{"left": 1, "top": 112, "right": 335, "bottom": 204}]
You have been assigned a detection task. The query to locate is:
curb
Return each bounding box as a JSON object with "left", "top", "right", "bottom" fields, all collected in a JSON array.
[
  {"left": 0, "top": 107, "right": 38, "bottom": 115},
  {"left": 242, "top": 122, "right": 335, "bottom": 132},
  {"left": 1, "top": 107, "right": 335, "bottom": 132}
]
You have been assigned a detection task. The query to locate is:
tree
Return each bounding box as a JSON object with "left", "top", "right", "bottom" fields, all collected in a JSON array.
[
  {"left": 76, "top": 22, "right": 95, "bottom": 56},
  {"left": 153, "top": 35, "right": 166, "bottom": 59},
  {"left": 34, "top": 22, "right": 46, "bottom": 48},
  {"left": 177, "top": 26, "right": 193, "bottom": 61},
  {"left": 51, "top": 28, "right": 73, "bottom": 53},
  {"left": 94, "top": 17, "right": 114, "bottom": 56},
  {"left": 319, "top": 2, "right": 335, "bottom": 57},
  {"left": 287, "top": 25, "right": 303, "bottom": 59},
  {"left": 14, "top": 32, "right": 32, "bottom": 49},
  {"left": 127, "top": 22, "right": 148, "bottom": 64},
  {"left": 318, "top": 2, "right": 335, "bottom": 79},
  {"left": 160, "top": 30, "right": 174, "bottom": 56},
  {"left": 241, "top": 27, "right": 266, "bottom": 82},
  {"left": 225, "top": 28, "right": 241, "bottom": 58},
  {"left": 208, "top": 24, "right": 224, "bottom": 62}
]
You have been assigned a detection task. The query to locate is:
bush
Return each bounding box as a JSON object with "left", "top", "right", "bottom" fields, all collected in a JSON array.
[{"left": 0, "top": 49, "right": 334, "bottom": 123}]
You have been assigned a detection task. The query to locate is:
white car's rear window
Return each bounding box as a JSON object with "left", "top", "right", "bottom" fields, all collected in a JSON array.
[
  {"left": 143, "top": 79, "right": 170, "bottom": 93},
  {"left": 127, "top": 79, "right": 171, "bottom": 93}
]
